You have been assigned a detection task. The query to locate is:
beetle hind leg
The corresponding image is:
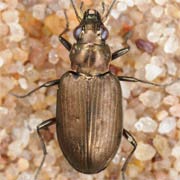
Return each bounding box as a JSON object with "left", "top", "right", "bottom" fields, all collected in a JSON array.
[
  {"left": 121, "top": 129, "right": 137, "bottom": 180},
  {"left": 34, "top": 118, "right": 56, "bottom": 180}
]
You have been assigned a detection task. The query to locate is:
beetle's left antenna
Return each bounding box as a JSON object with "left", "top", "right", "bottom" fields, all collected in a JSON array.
[
  {"left": 102, "top": 0, "right": 117, "bottom": 22},
  {"left": 70, "top": 0, "right": 82, "bottom": 22}
]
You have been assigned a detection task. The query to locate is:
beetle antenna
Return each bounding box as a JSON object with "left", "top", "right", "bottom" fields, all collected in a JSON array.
[
  {"left": 70, "top": 0, "right": 82, "bottom": 22},
  {"left": 80, "top": 1, "right": 84, "bottom": 15},
  {"left": 102, "top": 1, "right": 106, "bottom": 15},
  {"left": 59, "top": 10, "right": 70, "bottom": 36},
  {"left": 102, "top": 0, "right": 117, "bottom": 22}
]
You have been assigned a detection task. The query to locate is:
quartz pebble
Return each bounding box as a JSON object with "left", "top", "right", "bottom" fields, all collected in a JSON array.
[
  {"left": 0, "top": 49, "right": 13, "bottom": 63},
  {"left": 13, "top": 128, "right": 30, "bottom": 147},
  {"left": 163, "top": 27, "right": 176, "bottom": 37},
  {"left": 154, "top": 171, "right": 169, "bottom": 180},
  {"left": 12, "top": 47, "right": 29, "bottom": 63},
  {"left": 8, "top": 141, "right": 24, "bottom": 159},
  {"left": 32, "top": 4, "right": 46, "bottom": 20},
  {"left": 50, "top": 35, "right": 60, "bottom": 48},
  {"left": 125, "top": 0, "right": 134, "bottom": 7},
  {"left": 17, "top": 172, "right": 33, "bottom": 180},
  {"left": 151, "top": 6, "right": 163, "bottom": 18},
  {"left": 117, "top": 2, "right": 127, "bottom": 12},
  {"left": 124, "top": 109, "right": 137, "bottom": 129},
  {"left": 45, "top": 14, "right": 65, "bottom": 35},
  {"left": 164, "top": 35, "right": 179, "bottom": 54},
  {"left": 0, "top": 2, "right": 7, "bottom": 11},
  {"left": 18, "top": 78, "right": 28, "bottom": 90},
  {"left": 58, "top": 0, "right": 70, "bottom": 9},
  {"left": 165, "top": 61, "right": 177, "bottom": 76},
  {"left": 139, "top": 90, "right": 162, "bottom": 108},
  {"left": 110, "top": 9, "right": 120, "bottom": 19},
  {"left": 155, "top": 0, "right": 168, "bottom": 5},
  {"left": 0, "top": 22, "right": 9, "bottom": 37},
  {"left": 174, "top": 159, "right": 180, "bottom": 172},
  {"left": 17, "top": 158, "right": 29, "bottom": 172},
  {"left": 0, "top": 106, "right": 8, "bottom": 115},
  {"left": 121, "top": 81, "right": 132, "bottom": 98},
  {"left": 9, "top": 23, "right": 25, "bottom": 42},
  {"left": 6, "top": 0, "right": 18, "bottom": 9},
  {"left": 156, "top": 110, "right": 168, "bottom": 121},
  {"left": 145, "top": 63, "right": 163, "bottom": 81},
  {"left": 153, "top": 135, "right": 171, "bottom": 157},
  {"left": 48, "top": 49, "right": 59, "bottom": 65},
  {"left": 2, "top": 10, "right": 19, "bottom": 24},
  {"left": 135, "top": 116, "right": 158, "bottom": 133},
  {"left": 171, "top": 145, "right": 180, "bottom": 159},
  {"left": 147, "top": 23, "right": 164, "bottom": 43},
  {"left": 166, "top": 82, "right": 180, "bottom": 97},
  {"left": 26, "top": 116, "right": 42, "bottom": 133},
  {"left": 135, "top": 142, "right": 156, "bottom": 161},
  {"left": 163, "top": 94, "right": 179, "bottom": 106},
  {"left": 5, "top": 164, "right": 19, "bottom": 179},
  {"left": 134, "top": 0, "right": 151, "bottom": 5},
  {"left": 169, "top": 169, "right": 180, "bottom": 180},
  {"left": 169, "top": 104, "right": 180, "bottom": 117},
  {"left": 158, "top": 117, "right": 176, "bottom": 134}
]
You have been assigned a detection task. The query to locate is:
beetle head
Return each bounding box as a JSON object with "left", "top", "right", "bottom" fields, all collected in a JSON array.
[{"left": 73, "top": 9, "right": 109, "bottom": 42}]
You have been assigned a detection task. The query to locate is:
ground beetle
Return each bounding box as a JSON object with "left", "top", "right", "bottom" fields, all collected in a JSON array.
[{"left": 12, "top": 0, "right": 180, "bottom": 179}]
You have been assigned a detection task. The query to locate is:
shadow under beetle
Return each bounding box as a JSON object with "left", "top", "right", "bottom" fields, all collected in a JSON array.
[{"left": 12, "top": 0, "right": 180, "bottom": 179}]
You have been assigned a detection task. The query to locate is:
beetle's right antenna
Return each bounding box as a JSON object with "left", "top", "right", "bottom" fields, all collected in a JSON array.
[
  {"left": 102, "top": 0, "right": 117, "bottom": 22},
  {"left": 80, "top": 1, "right": 84, "bottom": 15},
  {"left": 70, "top": 0, "right": 82, "bottom": 22},
  {"left": 102, "top": 1, "right": 106, "bottom": 15}
]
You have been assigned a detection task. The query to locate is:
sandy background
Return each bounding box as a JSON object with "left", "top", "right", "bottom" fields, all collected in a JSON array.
[{"left": 0, "top": 0, "right": 180, "bottom": 180}]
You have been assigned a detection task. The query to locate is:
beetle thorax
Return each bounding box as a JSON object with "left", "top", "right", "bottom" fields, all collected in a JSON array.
[{"left": 69, "top": 9, "right": 111, "bottom": 76}]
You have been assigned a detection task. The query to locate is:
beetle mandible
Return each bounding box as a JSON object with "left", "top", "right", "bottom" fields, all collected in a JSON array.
[{"left": 12, "top": 0, "right": 180, "bottom": 179}]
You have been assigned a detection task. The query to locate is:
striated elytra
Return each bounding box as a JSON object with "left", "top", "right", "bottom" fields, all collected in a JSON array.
[{"left": 57, "top": 71, "right": 122, "bottom": 173}]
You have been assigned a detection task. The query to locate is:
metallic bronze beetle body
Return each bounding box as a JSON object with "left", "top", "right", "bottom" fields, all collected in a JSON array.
[
  {"left": 57, "top": 9, "right": 123, "bottom": 173},
  {"left": 57, "top": 71, "right": 122, "bottom": 173}
]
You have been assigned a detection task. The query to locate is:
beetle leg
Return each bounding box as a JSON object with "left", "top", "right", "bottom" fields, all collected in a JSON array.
[
  {"left": 112, "top": 47, "right": 130, "bottom": 60},
  {"left": 10, "top": 79, "right": 60, "bottom": 98},
  {"left": 59, "top": 10, "right": 72, "bottom": 51},
  {"left": 112, "top": 31, "right": 132, "bottom": 60},
  {"left": 118, "top": 76, "right": 180, "bottom": 87},
  {"left": 59, "top": 36, "right": 72, "bottom": 51},
  {"left": 121, "top": 129, "right": 137, "bottom": 180},
  {"left": 34, "top": 118, "right": 56, "bottom": 180}
]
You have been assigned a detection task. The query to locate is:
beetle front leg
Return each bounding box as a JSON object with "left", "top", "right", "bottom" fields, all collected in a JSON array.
[
  {"left": 10, "top": 79, "right": 60, "bottom": 98},
  {"left": 112, "top": 47, "right": 130, "bottom": 60},
  {"left": 34, "top": 118, "right": 56, "bottom": 180},
  {"left": 121, "top": 129, "right": 137, "bottom": 180},
  {"left": 59, "top": 10, "right": 72, "bottom": 51},
  {"left": 112, "top": 31, "right": 132, "bottom": 60}
]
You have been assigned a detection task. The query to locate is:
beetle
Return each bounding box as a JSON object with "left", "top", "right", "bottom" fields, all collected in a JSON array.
[{"left": 11, "top": 0, "right": 179, "bottom": 179}]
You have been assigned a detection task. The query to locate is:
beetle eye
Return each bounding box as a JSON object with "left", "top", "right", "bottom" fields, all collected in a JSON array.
[
  {"left": 101, "top": 26, "right": 109, "bottom": 40},
  {"left": 74, "top": 26, "right": 82, "bottom": 40}
]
